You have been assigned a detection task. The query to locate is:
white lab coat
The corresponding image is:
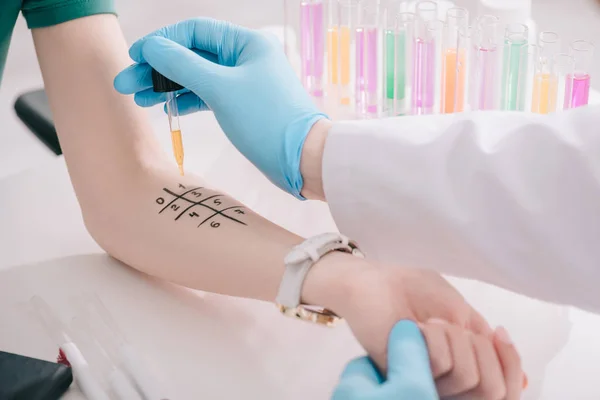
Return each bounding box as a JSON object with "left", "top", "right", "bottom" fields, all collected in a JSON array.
[{"left": 322, "top": 105, "right": 600, "bottom": 313}]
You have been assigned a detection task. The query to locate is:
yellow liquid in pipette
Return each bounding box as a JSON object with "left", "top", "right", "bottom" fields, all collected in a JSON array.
[
  {"left": 171, "top": 129, "right": 184, "bottom": 176},
  {"left": 531, "top": 73, "right": 558, "bottom": 114}
]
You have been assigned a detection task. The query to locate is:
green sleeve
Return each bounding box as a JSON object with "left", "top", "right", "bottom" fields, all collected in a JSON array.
[
  {"left": 22, "top": 0, "right": 116, "bottom": 29},
  {"left": 0, "top": 2, "right": 22, "bottom": 84}
]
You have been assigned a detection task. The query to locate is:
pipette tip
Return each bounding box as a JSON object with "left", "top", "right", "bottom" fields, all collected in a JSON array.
[{"left": 178, "top": 164, "right": 184, "bottom": 176}]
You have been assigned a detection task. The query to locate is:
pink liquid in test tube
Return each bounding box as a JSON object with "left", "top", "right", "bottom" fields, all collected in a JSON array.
[
  {"left": 412, "top": 38, "right": 435, "bottom": 114},
  {"left": 565, "top": 73, "right": 591, "bottom": 108},
  {"left": 478, "top": 47, "right": 498, "bottom": 110},
  {"left": 355, "top": 28, "right": 365, "bottom": 99},
  {"left": 364, "top": 27, "right": 378, "bottom": 114},
  {"left": 564, "top": 40, "right": 594, "bottom": 109},
  {"left": 300, "top": 1, "right": 324, "bottom": 97}
]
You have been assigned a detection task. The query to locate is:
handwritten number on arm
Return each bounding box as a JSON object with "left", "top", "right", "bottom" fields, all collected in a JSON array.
[
  {"left": 156, "top": 197, "right": 165, "bottom": 205},
  {"left": 171, "top": 204, "right": 180, "bottom": 211},
  {"left": 210, "top": 221, "right": 220, "bottom": 228}
]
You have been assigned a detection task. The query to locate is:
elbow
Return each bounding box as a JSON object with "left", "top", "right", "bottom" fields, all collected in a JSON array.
[{"left": 80, "top": 201, "right": 130, "bottom": 264}]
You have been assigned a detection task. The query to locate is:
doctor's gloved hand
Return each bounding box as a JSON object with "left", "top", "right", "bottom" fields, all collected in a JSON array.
[
  {"left": 332, "top": 320, "right": 439, "bottom": 400},
  {"left": 114, "top": 18, "right": 327, "bottom": 199}
]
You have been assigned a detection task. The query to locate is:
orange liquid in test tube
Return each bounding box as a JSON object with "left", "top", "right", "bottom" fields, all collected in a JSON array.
[
  {"left": 531, "top": 73, "right": 558, "bottom": 114},
  {"left": 442, "top": 48, "right": 466, "bottom": 113},
  {"left": 328, "top": 26, "right": 351, "bottom": 104},
  {"left": 327, "top": 27, "right": 339, "bottom": 84}
]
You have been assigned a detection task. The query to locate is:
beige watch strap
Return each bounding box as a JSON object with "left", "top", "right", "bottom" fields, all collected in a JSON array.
[{"left": 276, "top": 233, "right": 363, "bottom": 310}]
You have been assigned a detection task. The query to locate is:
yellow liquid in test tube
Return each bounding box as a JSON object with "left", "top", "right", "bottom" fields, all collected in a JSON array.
[
  {"left": 442, "top": 48, "right": 466, "bottom": 113},
  {"left": 327, "top": 26, "right": 351, "bottom": 105},
  {"left": 531, "top": 73, "right": 558, "bottom": 114},
  {"left": 171, "top": 130, "right": 184, "bottom": 176}
]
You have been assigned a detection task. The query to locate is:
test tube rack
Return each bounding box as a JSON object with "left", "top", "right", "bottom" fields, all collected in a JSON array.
[{"left": 283, "top": 0, "right": 595, "bottom": 119}]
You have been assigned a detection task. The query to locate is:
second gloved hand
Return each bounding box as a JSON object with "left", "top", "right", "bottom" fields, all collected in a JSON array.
[
  {"left": 332, "top": 320, "right": 439, "bottom": 400},
  {"left": 114, "top": 18, "right": 327, "bottom": 199}
]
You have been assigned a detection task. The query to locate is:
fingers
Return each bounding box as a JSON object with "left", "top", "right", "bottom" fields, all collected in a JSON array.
[
  {"left": 133, "top": 88, "right": 187, "bottom": 108},
  {"left": 114, "top": 49, "right": 218, "bottom": 95},
  {"left": 432, "top": 322, "right": 480, "bottom": 397},
  {"left": 114, "top": 63, "right": 153, "bottom": 95},
  {"left": 494, "top": 327, "right": 525, "bottom": 400},
  {"left": 171, "top": 92, "right": 211, "bottom": 115},
  {"left": 467, "top": 309, "right": 494, "bottom": 338},
  {"left": 139, "top": 36, "right": 223, "bottom": 95},
  {"left": 419, "top": 321, "right": 453, "bottom": 379},
  {"left": 387, "top": 321, "right": 436, "bottom": 380},
  {"left": 128, "top": 18, "right": 250, "bottom": 63},
  {"left": 331, "top": 357, "right": 382, "bottom": 400},
  {"left": 341, "top": 357, "right": 384, "bottom": 385},
  {"left": 466, "top": 334, "right": 507, "bottom": 400},
  {"left": 383, "top": 321, "right": 438, "bottom": 400}
]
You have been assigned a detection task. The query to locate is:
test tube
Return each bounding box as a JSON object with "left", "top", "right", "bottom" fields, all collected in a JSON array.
[
  {"left": 531, "top": 32, "right": 560, "bottom": 114},
  {"left": 518, "top": 44, "right": 541, "bottom": 112},
  {"left": 30, "top": 296, "right": 111, "bottom": 400},
  {"left": 469, "top": 15, "right": 502, "bottom": 111},
  {"left": 441, "top": 7, "right": 469, "bottom": 113},
  {"left": 411, "top": 1, "right": 439, "bottom": 115},
  {"left": 501, "top": 23, "right": 529, "bottom": 111},
  {"left": 300, "top": 0, "right": 325, "bottom": 97},
  {"left": 357, "top": 0, "right": 379, "bottom": 116},
  {"left": 383, "top": 11, "right": 415, "bottom": 116},
  {"left": 553, "top": 53, "right": 575, "bottom": 111},
  {"left": 332, "top": 0, "right": 360, "bottom": 106},
  {"left": 565, "top": 40, "right": 594, "bottom": 108}
]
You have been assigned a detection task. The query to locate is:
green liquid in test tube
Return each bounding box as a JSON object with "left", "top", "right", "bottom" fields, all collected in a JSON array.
[
  {"left": 385, "top": 30, "right": 406, "bottom": 101},
  {"left": 501, "top": 24, "right": 528, "bottom": 110}
]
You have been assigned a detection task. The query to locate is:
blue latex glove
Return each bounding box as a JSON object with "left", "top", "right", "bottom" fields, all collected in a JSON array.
[
  {"left": 114, "top": 18, "right": 327, "bottom": 199},
  {"left": 332, "top": 320, "right": 439, "bottom": 400}
]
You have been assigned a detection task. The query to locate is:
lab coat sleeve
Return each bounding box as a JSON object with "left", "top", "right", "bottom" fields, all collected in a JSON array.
[{"left": 322, "top": 106, "right": 600, "bottom": 313}]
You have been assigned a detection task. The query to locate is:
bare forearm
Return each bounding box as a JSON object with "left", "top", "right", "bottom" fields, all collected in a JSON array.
[
  {"left": 32, "top": 15, "right": 165, "bottom": 205},
  {"left": 31, "top": 14, "right": 357, "bottom": 305}
]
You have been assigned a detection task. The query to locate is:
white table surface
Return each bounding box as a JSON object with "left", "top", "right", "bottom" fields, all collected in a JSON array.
[{"left": 2, "top": 97, "right": 600, "bottom": 399}]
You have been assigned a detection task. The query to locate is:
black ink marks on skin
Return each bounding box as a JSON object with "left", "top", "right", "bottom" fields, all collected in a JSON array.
[{"left": 156, "top": 185, "right": 247, "bottom": 229}]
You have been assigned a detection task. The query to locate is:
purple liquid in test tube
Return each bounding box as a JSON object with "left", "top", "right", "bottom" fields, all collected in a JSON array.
[
  {"left": 300, "top": 1, "right": 324, "bottom": 97},
  {"left": 412, "top": 38, "right": 435, "bottom": 114}
]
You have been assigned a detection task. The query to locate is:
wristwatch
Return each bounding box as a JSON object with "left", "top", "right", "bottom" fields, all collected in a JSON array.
[{"left": 275, "top": 233, "right": 364, "bottom": 327}]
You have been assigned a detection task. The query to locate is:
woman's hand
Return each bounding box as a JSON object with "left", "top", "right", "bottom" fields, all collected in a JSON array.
[
  {"left": 305, "top": 256, "right": 525, "bottom": 398},
  {"left": 114, "top": 18, "right": 325, "bottom": 199},
  {"left": 329, "top": 262, "right": 494, "bottom": 371}
]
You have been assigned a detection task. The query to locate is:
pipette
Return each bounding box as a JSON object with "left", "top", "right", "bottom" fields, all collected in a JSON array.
[{"left": 152, "top": 69, "right": 185, "bottom": 176}]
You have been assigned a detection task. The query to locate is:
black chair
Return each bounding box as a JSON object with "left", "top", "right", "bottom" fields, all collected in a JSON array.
[{"left": 14, "top": 89, "right": 62, "bottom": 156}]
